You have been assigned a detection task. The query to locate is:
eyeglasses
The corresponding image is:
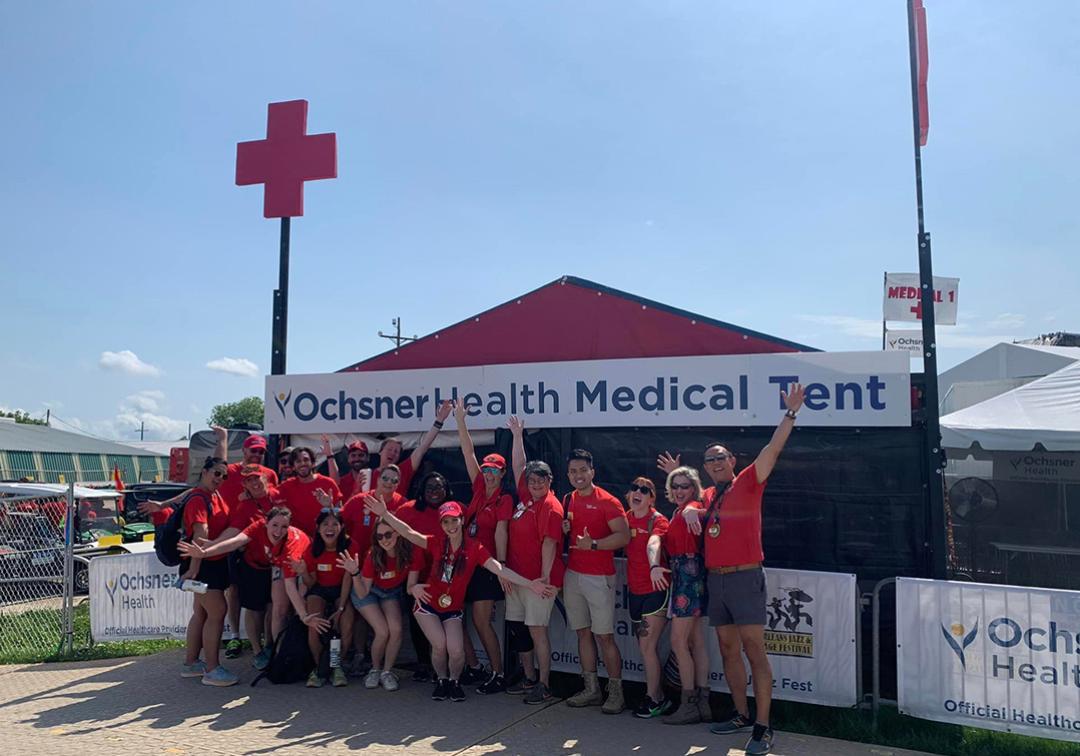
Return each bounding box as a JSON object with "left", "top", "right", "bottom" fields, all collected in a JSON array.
[
  {"left": 380, "top": 476, "right": 400, "bottom": 485},
  {"left": 671, "top": 483, "right": 693, "bottom": 491},
  {"left": 628, "top": 484, "right": 654, "bottom": 495},
  {"left": 376, "top": 531, "right": 395, "bottom": 541},
  {"left": 211, "top": 470, "right": 229, "bottom": 480},
  {"left": 704, "top": 453, "right": 732, "bottom": 463},
  {"left": 481, "top": 466, "right": 502, "bottom": 474}
]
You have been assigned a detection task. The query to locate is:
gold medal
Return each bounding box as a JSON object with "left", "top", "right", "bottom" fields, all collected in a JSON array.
[
  {"left": 707, "top": 523, "right": 721, "bottom": 538},
  {"left": 629, "top": 528, "right": 638, "bottom": 537},
  {"left": 438, "top": 593, "right": 452, "bottom": 609}
]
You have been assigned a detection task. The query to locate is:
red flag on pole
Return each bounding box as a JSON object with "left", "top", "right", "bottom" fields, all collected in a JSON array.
[
  {"left": 913, "top": 0, "right": 930, "bottom": 146},
  {"left": 112, "top": 465, "right": 125, "bottom": 509}
]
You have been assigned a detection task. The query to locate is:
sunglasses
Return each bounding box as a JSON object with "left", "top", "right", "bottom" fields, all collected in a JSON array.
[
  {"left": 319, "top": 507, "right": 341, "bottom": 515},
  {"left": 247, "top": 448, "right": 266, "bottom": 455},
  {"left": 628, "top": 484, "right": 654, "bottom": 495},
  {"left": 425, "top": 483, "right": 446, "bottom": 491},
  {"left": 376, "top": 531, "right": 395, "bottom": 541},
  {"left": 481, "top": 466, "right": 502, "bottom": 474},
  {"left": 704, "top": 453, "right": 733, "bottom": 463},
  {"left": 671, "top": 482, "right": 693, "bottom": 491},
  {"left": 380, "top": 476, "right": 400, "bottom": 485},
  {"left": 211, "top": 470, "right": 229, "bottom": 480}
]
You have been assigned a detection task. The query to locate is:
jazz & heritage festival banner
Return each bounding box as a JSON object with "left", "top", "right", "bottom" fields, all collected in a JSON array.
[
  {"left": 265, "top": 352, "right": 911, "bottom": 434},
  {"left": 549, "top": 563, "right": 858, "bottom": 707},
  {"left": 896, "top": 578, "right": 1080, "bottom": 742}
]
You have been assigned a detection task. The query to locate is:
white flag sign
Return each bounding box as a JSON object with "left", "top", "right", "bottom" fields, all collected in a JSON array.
[
  {"left": 885, "top": 330, "right": 924, "bottom": 355},
  {"left": 884, "top": 273, "right": 958, "bottom": 325}
]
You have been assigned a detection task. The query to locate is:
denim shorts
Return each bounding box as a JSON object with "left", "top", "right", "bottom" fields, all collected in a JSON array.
[{"left": 351, "top": 583, "right": 404, "bottom": 610}]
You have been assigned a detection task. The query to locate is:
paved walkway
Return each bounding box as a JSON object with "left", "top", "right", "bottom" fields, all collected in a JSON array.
[{"left": 0, "top": 651, "right": 936, "bottom": 756}]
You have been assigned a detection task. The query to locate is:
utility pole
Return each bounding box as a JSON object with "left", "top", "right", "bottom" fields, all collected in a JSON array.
[{"left": 378, "top": 317, "right": 418, "bottom": 348}]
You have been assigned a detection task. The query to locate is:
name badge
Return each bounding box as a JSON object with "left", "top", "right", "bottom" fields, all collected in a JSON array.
[
  {"left": 317, "top": 563, "right": 332, "bottom": 572},
  {"left": 468, "top": 521, "right": 478, "bottom": 537},
  {"left": 512, "top": 504, "right": 526, "bottom": 520},
  {"left": 363, "top": 513, "right": 371, "bottom": 526},
  {"left": 630, "top": 528, "right": 637, "bottom": 537},
  {"left": 380, "top": 570, "right": 396, "bottom": 580}
]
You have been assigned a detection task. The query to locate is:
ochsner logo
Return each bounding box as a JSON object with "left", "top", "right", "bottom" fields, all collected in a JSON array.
[
  {"left": 942, "top": 619, "right": 979, "bottom": 668},
  {"left": 274, "top": 390, "right": 292, "bottom": 419}
]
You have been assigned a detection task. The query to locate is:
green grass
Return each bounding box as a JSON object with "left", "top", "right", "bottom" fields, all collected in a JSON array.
[{"left": 0, "top": 603, "right": 181, "bottom": 665}]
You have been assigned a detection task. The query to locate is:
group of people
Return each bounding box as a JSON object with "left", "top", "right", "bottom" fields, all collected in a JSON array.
[{"left": 143, "top": 385, "right": 806, "bottom": 756}]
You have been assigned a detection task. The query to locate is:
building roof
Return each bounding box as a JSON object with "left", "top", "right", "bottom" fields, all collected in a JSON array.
[
  {"left": 0, "top": 421, "right": 166, "bottom": 456},
  {"left": 341, "top": 276, "right": 815, "bottom": 373},
  {"left": 939, "top": 343, "right": 1080, "bottom": 395}
]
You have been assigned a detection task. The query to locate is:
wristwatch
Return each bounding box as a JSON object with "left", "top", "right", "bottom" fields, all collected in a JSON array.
[
  {"left": 785, "top": 409, "right": 798, "bottom": 420},
  {"left": 590, "top": 542, "right": 598, "bottom": 551}
]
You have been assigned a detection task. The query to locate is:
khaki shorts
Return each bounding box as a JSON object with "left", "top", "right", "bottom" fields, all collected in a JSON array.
[
  {"left": 563, "top": 569, "right": 616, "bottom": 635},
  {"left": 505, "top": 585, "right": 556, "bottom": 627}
]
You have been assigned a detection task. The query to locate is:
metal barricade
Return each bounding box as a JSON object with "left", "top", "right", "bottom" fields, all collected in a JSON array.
[{"left": 870, "top": 576, "right": 897, "bottom": 728}]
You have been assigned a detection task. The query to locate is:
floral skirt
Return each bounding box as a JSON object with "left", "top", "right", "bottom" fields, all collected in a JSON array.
[{"left": 667, "top": 554, "right": 707, "bottom": 619}]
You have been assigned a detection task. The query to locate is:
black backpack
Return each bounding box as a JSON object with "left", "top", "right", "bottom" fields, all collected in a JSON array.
[
  {"left": 252, "top": 615, "right": 314, "bottom": 686},
  {"left": 154, "top": 490, "right": 210, "bottom": 567}
]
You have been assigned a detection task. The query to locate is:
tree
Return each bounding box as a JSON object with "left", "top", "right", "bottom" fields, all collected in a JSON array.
[
  {"left": 207, "top": 397, "right": 264, "bottom": 429},
  {"left": 0, "top": 409, "right": 46, "bottom": 426}
]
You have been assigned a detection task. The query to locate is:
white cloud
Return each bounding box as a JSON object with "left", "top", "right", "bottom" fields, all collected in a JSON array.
[
  {"left": 988, "top": 313, "right": 1026, "bottom": 329},
  {"left": 123, "top": 390, "right": 165, "bottom": 413},
  {"left": 112, "top": 411, "right": 188, "bottom": 440},
  {"left": 99, "top": 350, "right": 162, "bottom": 377},
  {"left": 206, "top": 357, "right": 259, "bottom": 378},
  {"left": 796, "top": 314, "right": 882, "bottom": 340}
]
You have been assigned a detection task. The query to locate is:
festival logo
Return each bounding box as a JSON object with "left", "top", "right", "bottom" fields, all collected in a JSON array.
[
  {"left": 105, "top": 577, "right": 120, "bottom": 605},
  {"left": 765, "top": 586, "right": 815, "bottom": 657},
  {"left": 941, "top": 619, "right": 978, "bottom": 669},
  {"left": 274, "top": 390, "right": 292, "bottom": 419}
]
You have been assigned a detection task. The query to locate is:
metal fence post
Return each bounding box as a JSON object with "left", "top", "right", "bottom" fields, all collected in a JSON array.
[
  {"left": 871, "top": 576, "right": 896, "bottom": 729},
  {"left": 63, "top": 481, "right": 75, "bottom": 656}
]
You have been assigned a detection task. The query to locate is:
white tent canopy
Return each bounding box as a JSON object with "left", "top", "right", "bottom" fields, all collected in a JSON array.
[{"left": 941, "top": 360, "right": 1080, "bottom": 451}]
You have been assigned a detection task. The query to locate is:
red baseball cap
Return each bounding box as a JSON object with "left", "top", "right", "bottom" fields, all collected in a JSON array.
[
  {"left": 438, "top": 501, "right": 465, "bottom": 519},
  {"left": 243, "top": 435, "right": 268, "bottom": 450},
  {"left": 347, "top": 441, "right": 369, "bottom": 454},
  {"left": 481, "top": 453, "right": 506, "bottom": 470},
  {"left": 239, "top": 464, "right": 265, "bottom": 480}
]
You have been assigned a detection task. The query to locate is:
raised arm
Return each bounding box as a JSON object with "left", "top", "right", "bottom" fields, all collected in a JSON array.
[
  {"left": 364, "top": 495, "right": 427, "bottom": 548},
  {"left": 212, "top": 425, "right": 228, "bottom": 460},
  {"left": 454, "top": 400, "right": 481, "bottom": 481},
  {"left": 507, "top": 416, "right": 526, "bottom": 484},
  {"left": 407, "top": 400, "right": 453, "bottom": 470},
  {"left": 753, "top": 383, "right": 805, "bottom": 484},
  {"left": 322, "top": 434, "right": 340, "bottom": 482}
]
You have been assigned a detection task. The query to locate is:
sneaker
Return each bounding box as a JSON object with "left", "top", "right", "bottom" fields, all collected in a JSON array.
[
  {"left": 506, "top": 676, "right": 538, "bottom": 695},
  {"left": 252, "top": 648, "right": 272, "bottom": 671},
  {"left": 412, "top": 665, "right": 433, "bottom": 683},
  {"left": 201, "top": 665, "right": 239, "bottom": 687},
  {"left": 432, "top": 678, "right": 450, "bottom": 701},
  {"left": 224, "top": 638, "right": 243, "bottom": 659},
  {"left": 364, "top": 668, "right": 382, "bottom": 689},
  {"left": 524, "top": 683, "right": 553, "bottom": 705},
  {"left": 449, "top": 680, "right": 466, "bottom": 702},
  {"left": 460, "top": 664, "right": 486, "bottom": 685},
  {"left": 745, "top": 727, "right": 775, "bottom": 755},
  {"left": 180, "top": 660, "right": 207, "bottom": 678},
  {"left": 332, "top": 667, "right": 348, "bottom": 687},
  {"left": 633, "top": 696, "right": 668, "bottom": 719},
  {"left": 306, "top": 671, "right": 325, "bottom": 688},
  {"left": 476, "top": 672, "right": 506, "bottom": 695},
  {"left": 380, "top": 671, "right": 400, "bottom": 691},
  {"left": 710, "top": 712, "right": 754, "bottom": 735}
]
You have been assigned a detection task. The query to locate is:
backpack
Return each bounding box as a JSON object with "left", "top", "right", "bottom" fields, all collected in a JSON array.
[
  {"left": 251, "top": 615, "right": 314, "bottom": 686},
  {"left": 153, "top": 490, "right": 210, "bottom": 567}
]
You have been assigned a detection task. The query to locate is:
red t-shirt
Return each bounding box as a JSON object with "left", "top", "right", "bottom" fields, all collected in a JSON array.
[
  {"left": 240, "top": 522, "right": 309, "bottom": 570},
  {"left": 227, "top": 489, "right": 281, "bottom": 531},
  {"left": 422, "top": 533, "right": 491, "bottom": 613},
  {"left": 703, "top": 464, "right": 766, "bottom": 568},
  {"left": 566, "top": 486, "right": 626, "bottom": 576},
  {"left": 509, "top": 474, "right": 565, "bottom": 587},
  {"left": 361, "top": 547, "right": 424, "bottom": 590},
  {"left": 338, "top": 470, "right": 370, "bottom": 503},
  {"left": 217, "top": 463, "right": 279, "bottom": 508},
  {"left": 626, "top": 509, "right": 670, "bottom": 595},
  {"left": 366, "top": 456, "right": 415, "bottom": 496},
  {"left": 665, "top": 501, "right": 705, "bottom": 557},
  {"left": 276, "top": 475, "right": 342, "bottom": 537},
  {"left": 341, "top": 490, "right": 404, "bottom": 559},
  {"left": 395, "top": 500, "right": 443, "bottom": 537},
  {"left": 182, "top": 490, "right": 230, "bottom": 561},
  {"left": 465, "top": 474, "right": 513, "bottom": 557},
  {"left": 294, "top": 543, "right": 348, "bottom": 588}
]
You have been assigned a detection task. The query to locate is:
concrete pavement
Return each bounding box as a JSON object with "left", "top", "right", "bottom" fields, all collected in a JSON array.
[{"left": 0, "top": 650, "right": 938, "bottom": 756}]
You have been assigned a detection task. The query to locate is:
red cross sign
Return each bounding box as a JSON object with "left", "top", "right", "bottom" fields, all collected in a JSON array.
[{"left": 236, "top": 100, "right": 337, "bottom": 218}]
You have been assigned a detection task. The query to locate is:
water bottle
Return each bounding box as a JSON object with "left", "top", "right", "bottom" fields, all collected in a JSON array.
[
  {"left": 329, "top": 634, "right": 342, "bottom": 669},
  {"left": 179, "top": 579, "right": 208, "bottom": 594}
]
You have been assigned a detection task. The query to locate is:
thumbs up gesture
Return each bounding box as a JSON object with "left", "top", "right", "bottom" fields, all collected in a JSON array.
[{"left": 575, "top": 527, "right": 594, "bottom": 551}]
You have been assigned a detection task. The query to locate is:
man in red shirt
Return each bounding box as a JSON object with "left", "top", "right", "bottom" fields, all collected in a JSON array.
[
  {"left": 658, "top": 383, "right": 804, "bottom": 755},
  {"left": 562, "top": 449, "right": 630, "bottom": 715},
  {"left": 338, "top": 441, "right": 371, "bottom": 503},
  {"left": 367, "top": 400, "right": 453, "bottom": 495},
  {"left": 276, "top": 447, "right": 342, "bottom": 537}
]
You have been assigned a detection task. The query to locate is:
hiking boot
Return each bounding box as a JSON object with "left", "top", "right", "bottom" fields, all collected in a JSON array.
[
  {"left": 331, "top": 667, "right": 348, "bottom": 687},
  {"left": 380, "top": 671, "right": 400, "bottom": 691},
  {"left": 252, "top": 648, "right": 272, "bottom": 671},
  {"left": 477, "top": 672, "right": 506, "bottom": 694},
  {"left": 180, "top": 660, "right": 207, "bottom": 678},
  {"left": 524, "top": 682, "right": 553, "bottom": 705},
  {"left": 745, "top": 727, "right": 775, "bottom": 755},
  {"left": 201, "top": 666, "right": 239, "bottom": 687},
  {"left": 460, "top": 664, "right": 487, "bottom": 685},
  {"left": 306, "top": 671, "right": 324, "bottom": 688},
  {"left": 432, "top": 678, "right": 450, "bottom": 701},
  {"left": 449, "top": 680, "right": 466, "bottom": 702},
  {"left": 601, "top": 678, "right": 625, "bottom": 714},
  {"left": 710, "top": 712, "right": 754, "bottom": 734},
  {"left": 506, "top": 676, "right": 537, "bottom": 695},
  {"left": 364, "top": 668, "right": 382, "bottom": 689},
  {"left": 662, "top": 695, "right": 701, "bottom": 725},
  {"left": 566, "top": 672, "right": 602, "bottom": 707},
  {"left": 696, "top": 687, "right": 712, "bottom": 722},
  {"left": 224, "top": 638, "right": 243, "bottom": 659},
  {"left": 633, "top": 696, "right": 669, "bottom": 719}
]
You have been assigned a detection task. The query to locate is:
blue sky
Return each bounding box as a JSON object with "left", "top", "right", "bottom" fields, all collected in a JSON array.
[{"left": 1, "top": 1, "right": 1077, "bottom": 441}]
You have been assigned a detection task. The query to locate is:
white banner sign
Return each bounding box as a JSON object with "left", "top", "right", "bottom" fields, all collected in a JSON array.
[
  {"left": 896, "top": 578, "right": 1080, "bottom": 742},
  {"left": 883, "top": 273, "right": 959, "bottom": 325},
  {"left": 265, "top": 352, "right": 911, "bottom": 433},
  {"left": 90, "top": 551, "right": 194, "bottom": 641},
  {"left": 885, "top": 330, "right": 924, "bottom": 355},
  {"left": 992, "top": 452, "right": 1080, "bottom": 484},
  {"left": 548, "top": 562, "right": 858, "bottom": 707}
]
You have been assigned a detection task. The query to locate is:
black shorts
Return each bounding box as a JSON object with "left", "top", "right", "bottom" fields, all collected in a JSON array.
[
  {"left": 306, "top": 583, "right": 342, "bottom": 604},
  {"left": 235, "top": 557, "right": 272, "bottom": 611},
  {"left": 465, "top": 567, "right": 504, "bottom": 603},
  {"left": 707, "top": 567, "right": 767, "bottom": 627},
  {"left": 628, "top": 589, "right": 669, "bottom": 624},
  {"left": 179, "top": 557, "right": 230, "bottom": 592}
]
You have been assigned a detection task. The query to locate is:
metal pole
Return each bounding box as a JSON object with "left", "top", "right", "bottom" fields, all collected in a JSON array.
[
  {"left": 268, "top": 216, "right": 291, "bottom": 472},
  {"left": 906, "top": 0, "right": 947, "bottom": 580},
  {"left": 63, "top": 481, "right": 75, "bottom": 655},
  {"left": 871, "top": 577, "right": 896, "bottom": 729}
]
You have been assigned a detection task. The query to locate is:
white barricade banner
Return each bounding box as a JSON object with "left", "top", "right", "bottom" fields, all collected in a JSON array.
[
  {"left": 90, "top": 551, "right": 193, "bottom": 641},
  {"left": 896, "top": 578, "right": 1080, "bottom": 742},
  {"left": 548, "top": 562, "right": 858, "bottom": 706}
]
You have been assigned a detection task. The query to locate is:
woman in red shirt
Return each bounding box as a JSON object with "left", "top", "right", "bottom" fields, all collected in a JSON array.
[
  {"left": 453, "top": 401, "right": 513, "bottom": 693},
  {"left": 365, "top": 496, "right": 553, "bottom": 703},
  {"left": 284, "top": 509, "right": 354, "bottom": 689},
  {"left": 623, "top": 476, "right": 674, "bottom": 719},
  {"left": 178, "top": 506, "right": 310, "bottom": 670},
  {"left": 176, "top": 456, "right": 236, "bottom": 686},
  {"left": 661, "top": 466, "right": 711, "bottom": 725},
  {"left": 338, "top": 505, "right": 423, "bottom": 692}
]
